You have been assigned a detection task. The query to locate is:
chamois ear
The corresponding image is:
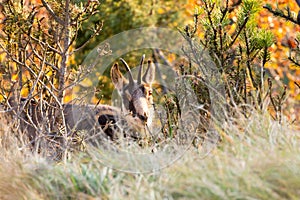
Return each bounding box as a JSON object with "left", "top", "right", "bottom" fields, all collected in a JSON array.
[
  {"left": 142, "top": 60, "right": 155, "bottom": 84},
  {"left": 111, "top": 63, "right": 127, "bottom": 90}
]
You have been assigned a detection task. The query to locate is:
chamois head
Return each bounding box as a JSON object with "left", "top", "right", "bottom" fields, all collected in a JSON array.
[{"left": 111, "top": 55, "right": 155, "bottom": 127}]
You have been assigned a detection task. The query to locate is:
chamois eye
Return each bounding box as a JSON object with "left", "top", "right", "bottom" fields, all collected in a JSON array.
[
  {"left": 148, "top": 90, "right": 152, "bottom": 96},
  {"left": 140, "top": 86, "right": 146, "bottom": 94}
]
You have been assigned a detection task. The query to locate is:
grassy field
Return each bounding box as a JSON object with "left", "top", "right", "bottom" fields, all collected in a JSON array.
[{"left": 0, "top": 110, "right": 299, "bottom": 200}]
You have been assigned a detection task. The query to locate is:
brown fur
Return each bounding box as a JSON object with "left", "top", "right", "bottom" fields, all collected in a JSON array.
[{"left": 1, "top": 55, "right": 155, "bottom": 144}]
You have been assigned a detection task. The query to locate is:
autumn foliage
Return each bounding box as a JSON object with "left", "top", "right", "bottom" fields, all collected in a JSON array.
[
  {"left": 185, "top": 0, "right": 300, "bottom": 124},
  {"left": 0, "top": 0, "right": 299, "bottom": 129}
]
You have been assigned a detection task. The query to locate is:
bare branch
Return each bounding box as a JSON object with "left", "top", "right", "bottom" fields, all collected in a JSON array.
[{"left": 41, "top": 0, "right": 64, "bottom": 25}]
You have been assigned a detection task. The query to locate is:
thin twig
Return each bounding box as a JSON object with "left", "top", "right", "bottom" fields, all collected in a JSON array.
[{"left": 41, "top": 0, "right": 64, "bottom": 25}]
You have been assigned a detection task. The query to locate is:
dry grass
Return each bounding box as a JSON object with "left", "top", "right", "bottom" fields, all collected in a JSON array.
[{"left": 0, "top": 109, "right": 299, "bottom": 199}]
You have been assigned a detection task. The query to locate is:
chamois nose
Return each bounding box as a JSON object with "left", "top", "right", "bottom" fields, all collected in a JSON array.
[{"left": 140, "top": 112, "right": 148, "bottom": 123}]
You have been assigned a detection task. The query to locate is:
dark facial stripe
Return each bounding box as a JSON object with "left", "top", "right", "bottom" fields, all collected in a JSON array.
[{"left": 128, "top": 99, "right": 148, "bottom": 123}]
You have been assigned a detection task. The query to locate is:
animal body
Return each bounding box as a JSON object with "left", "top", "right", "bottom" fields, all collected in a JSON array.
[{"left": 2, "top": 55, "right": 155, "bottom": 143}]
